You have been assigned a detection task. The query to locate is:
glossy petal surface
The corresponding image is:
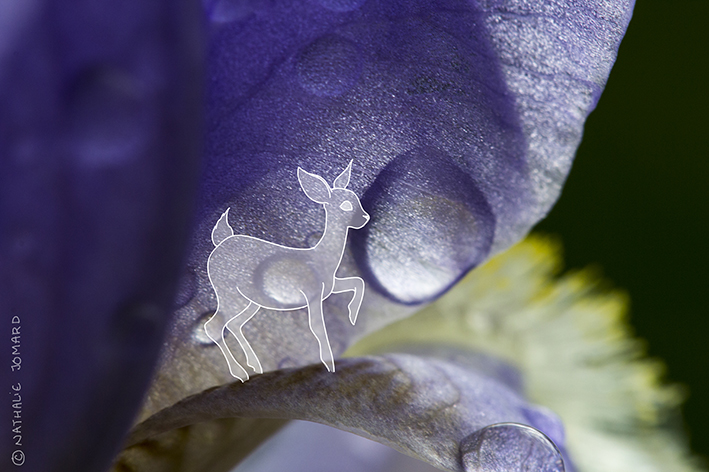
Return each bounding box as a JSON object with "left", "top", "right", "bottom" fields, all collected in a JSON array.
[{"left": 148, "top": 0, "right": 634, "bottom": 418}]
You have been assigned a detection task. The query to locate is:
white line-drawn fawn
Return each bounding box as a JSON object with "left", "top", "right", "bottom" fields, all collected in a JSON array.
[{"left": 204, "top": 161, "right": 369, "bottom": 381}]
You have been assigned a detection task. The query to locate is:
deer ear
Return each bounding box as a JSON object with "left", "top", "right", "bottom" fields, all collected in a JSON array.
[
  {"left": 298, "top": 167, "right": 331, "bottom": 204},
  {"left": 333, "top": 160, "right": 352, "bottom": 189}
]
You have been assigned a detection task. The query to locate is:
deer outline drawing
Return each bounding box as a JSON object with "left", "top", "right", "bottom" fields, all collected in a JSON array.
[{"left": 204, "top": 161, "right": 369, "bottom": 381}]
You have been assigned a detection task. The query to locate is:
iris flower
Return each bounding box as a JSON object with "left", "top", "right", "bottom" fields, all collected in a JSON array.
[{"left": 2, "top": 0, "right": 698, "bottom": 471}]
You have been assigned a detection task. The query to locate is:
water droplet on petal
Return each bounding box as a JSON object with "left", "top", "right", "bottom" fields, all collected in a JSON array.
[
  {"left": 208, "top": 0, "right": 260, "bottom": 23},
  {"left": 352, "top": 147, "right": 495, "bottom": 304},
  {"left": 260, "top": 257, "right": 319, "bottom": 305},
  {"left": 522, "top": 406, "right": 566, "bottom": 449},
  {"left": 306, "top": 231, "right": 323, "bottom": 248},
  {"left": 460, "top": 423, "right": 565, "bottom": 472},
  {"left": 296, "top": 35, "right": 362, "bottom": 97},
  {"left": 193, "top": 310, "right": 217, "bottom": 345},
  {"left": 278, "top": 356, "right": 299, "bottom": 369},
  {"left": 67, "top": 67, "right": 148, "bottom": 168}
]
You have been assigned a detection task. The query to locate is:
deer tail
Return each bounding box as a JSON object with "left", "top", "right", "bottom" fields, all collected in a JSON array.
[{"left": 211, "top": 209, "right": 234, "bottom": 246}]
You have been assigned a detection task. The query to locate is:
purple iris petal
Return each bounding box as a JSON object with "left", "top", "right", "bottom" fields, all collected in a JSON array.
[
  {"left": 0, "top": 0, "right": 637, "bottom": 470},
  {"left": 123, "top": 352, "right": 572, "bottom": 472},
  {"left": 151, "top": 0, "right": 633, "bottom": 391},
  {"left": 236, "top": 420, "right": 572, "bottom": 472},
  {"left": 199, "top": 0, "right": 526, "bottom": 304},
  {"left": 0, "top": 1, "right": 203, "bottom": 471},
  {"left": 196, "top": 0, "right": 634, "bottom": 306}
]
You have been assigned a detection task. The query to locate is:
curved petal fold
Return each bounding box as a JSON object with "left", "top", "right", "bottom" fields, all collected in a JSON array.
[{"left": 118, "top": 353, "right": 568, "bottom": 472}]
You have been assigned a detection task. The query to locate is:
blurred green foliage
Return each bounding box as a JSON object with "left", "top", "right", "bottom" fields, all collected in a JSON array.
[{"left": 535, "top": 0, "right": 709, "bottom": 461}]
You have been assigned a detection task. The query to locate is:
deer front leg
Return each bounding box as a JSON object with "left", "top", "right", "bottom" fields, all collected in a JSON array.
[
  {"left": 333, "top": 276, "right": 365, "bottom": 325},
  {"left": 302, "top": 286, "right": 335, "bottom": 372},
  {"left": 204, "top": 310, "right": 250, "bottom": 382},
  {"left": 225, "top": 302, "right": 263, "bottom": 374}
]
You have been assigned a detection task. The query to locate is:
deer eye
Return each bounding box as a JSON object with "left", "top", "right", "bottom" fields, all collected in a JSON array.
[{"left": 340, "top": 201, "right": 353, "bottom": 211}]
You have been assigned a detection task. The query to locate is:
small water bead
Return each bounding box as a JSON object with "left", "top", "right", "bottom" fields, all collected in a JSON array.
[
  {"left": 193, "top": 310, "right": 216, "bottom": 345},
  {"left": 460, "top": 423, "right": 565, "bottom": 472},
  {"left": 306, "top": 231, "right": 323, "bottom": 248},
  {"left": 277, "top": 356, "right": 299, "bottom": 369},
  {"left": 67, "top": 66, "right": 149, "bottom": 168},
  {"left": 296, "top": 35, "right": 362, "bottom": 97},
  {"left": 259, "top": 257, "right": 318, "bottom": 306},
  {"left": 207, "top": 0, "right": 263, "bottom": 23}
]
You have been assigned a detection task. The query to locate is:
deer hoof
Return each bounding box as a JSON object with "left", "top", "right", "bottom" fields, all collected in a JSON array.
[{"left": 228, "top": 364, "right": 250, "bottom": 382}]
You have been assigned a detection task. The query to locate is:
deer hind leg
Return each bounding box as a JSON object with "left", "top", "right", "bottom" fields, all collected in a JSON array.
[
  {"left": 204, "top": 307, "right": 249, "bottom": 381},
  {"left": 225, "top": 302, "right": 262, "bottom": 374},
  {"left": 302, "top": 286, "right": 335, "bottom": 372}
]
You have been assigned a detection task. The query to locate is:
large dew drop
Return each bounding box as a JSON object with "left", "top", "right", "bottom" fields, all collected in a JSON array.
[
  {"left": 352, "top": 147, "right": 495, "bottom": 304},
  {"left": 296, "top": 35, "right": 362, "bottom": 97},
  {"left": 460, "top": 423, "right": 565, "bottom": 472}
]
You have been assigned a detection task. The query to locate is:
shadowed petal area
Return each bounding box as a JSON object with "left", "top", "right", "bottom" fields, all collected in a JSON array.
[
  {"left": 0, "top": 1, "right": 203, "bottom": 471},
  {"left": 118, "top": 353, "right": 568, "bottom": 472},
  {"left": 233, "top": 420, "right": 441, "bottom": 472}
]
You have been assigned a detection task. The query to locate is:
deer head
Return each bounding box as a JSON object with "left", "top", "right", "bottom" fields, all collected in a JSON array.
[{"left": 297, "top": 161, "right": 369, "bottom": 229}]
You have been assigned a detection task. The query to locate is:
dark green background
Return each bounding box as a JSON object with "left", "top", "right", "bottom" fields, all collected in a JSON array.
[{"left": 534, "top": 0, "right": 709, "bottom": 463}]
